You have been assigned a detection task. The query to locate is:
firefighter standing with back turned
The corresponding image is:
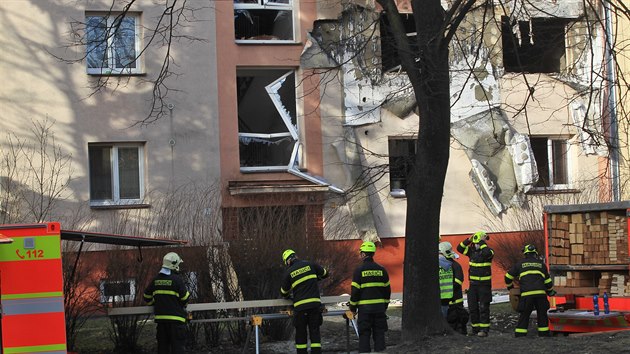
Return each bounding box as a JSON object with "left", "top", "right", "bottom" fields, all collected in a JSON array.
[
  {"left": 280, "top": 249, "right": 328, "bottom": 354},
  {"left": 349, "top": 241, "right": 391, "bottom": 353},
  {"left": 457, "top": 231, "right": 494, "bottom": 337},
  {"left": 143, "top": 252, "right": 191, "bottom": 354},
  {"left": 505, "top": 244, "right": 556, "bottom": 337}
]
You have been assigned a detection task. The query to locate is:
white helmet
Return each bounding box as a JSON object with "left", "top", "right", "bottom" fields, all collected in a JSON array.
[
  {"left": 162, "top": 252, "right": 183, "bottom": 271},
  {"left": 439, "top": 242, "right": 459, "bottom": 259}
]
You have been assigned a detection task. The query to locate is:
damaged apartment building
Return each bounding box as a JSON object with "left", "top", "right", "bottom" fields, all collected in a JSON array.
[{"left": 301, "top": 0, "right": 618, "bottom": 243}]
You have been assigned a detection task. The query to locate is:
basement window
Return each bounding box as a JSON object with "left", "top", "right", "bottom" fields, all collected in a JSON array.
[
  {"left": 530, "top": 137, "right": 570, "bottom": 189},
  {"left": 100, "top": 279, "right": 136, "bottom": 303},
  {"left": 380, "top": 13, "right": 417, "bottom": 73},
  {"left": 234, "top": 0, "right": 295, "bottom": 42},
  {"left": 237, "top": 69, "right": 298, "bottom": 171},
  {"left": 502, "top": 16, "right": 569, "bottom": 73},
  {"left": 388, "top": 137, "right": 417, "bottom": 196}
]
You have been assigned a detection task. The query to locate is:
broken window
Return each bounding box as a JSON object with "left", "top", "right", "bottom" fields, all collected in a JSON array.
[
  {"left": 380, "top": 12, "right": 417, "bottom": 72},
  {"left": 502, "top": 17, "right": 569, "bottom": 73},
  {"left": 237, "top": 69, "right": 298, "bottom": 171},
  {"left": 234, "top": 0, "right": 294, "bottom": 41},
  {"left": 388, "top": 137, "right": 417, "bottom": 193},
  {"left": 530, "top": 137, "right": 569, "bottom": 188}
]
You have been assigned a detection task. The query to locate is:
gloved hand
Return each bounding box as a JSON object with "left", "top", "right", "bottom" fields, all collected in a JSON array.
[
  {"left": 547, "top": 289, "right": 557, "bottom": 296},
  {"left": 349, "top": 305, "right": 357, "bottom": 313}
]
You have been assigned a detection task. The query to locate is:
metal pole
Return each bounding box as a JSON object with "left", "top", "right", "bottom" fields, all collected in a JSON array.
[{"left": 255, "top": 325, "right": 260, "bottom": 354}]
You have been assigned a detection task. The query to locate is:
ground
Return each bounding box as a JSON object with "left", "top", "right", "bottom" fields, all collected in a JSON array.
[{"left": 74, "top": 303, "right": 630, "bottom": 353}]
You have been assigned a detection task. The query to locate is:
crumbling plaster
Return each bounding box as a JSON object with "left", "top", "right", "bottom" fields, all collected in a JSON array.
[{"left": 306, "top": 2, "right": 607, "bottom": 237}]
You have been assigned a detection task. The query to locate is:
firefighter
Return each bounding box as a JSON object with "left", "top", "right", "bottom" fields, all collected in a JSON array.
[
  {"left": 280, "top": 249, "right": 328, "bottom": 354},
  {"left": 349, "top": 241, "right": 391, "bottom": 353},
  {"left": 440, "top": 241, "right": 469, "bottom": 335},
  {"left": 143, "top": 252, "right": 190, "bottom": 354},
  {"left": 457, "top": 231, "right": 494, "bottom": 337},
  {"left": 438, "top": 242, "right": 455, "bottom": 318},
  {"left": 505, "top": 244, "right": 556, "bottom": 337}
]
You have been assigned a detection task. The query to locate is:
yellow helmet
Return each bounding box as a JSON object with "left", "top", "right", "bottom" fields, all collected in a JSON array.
[
  {"left": 472, "top": 231, "right": 488, "bottom": 244},
  {"left": 523, "top": 244, "right": 538, "bottom": 255},
  {"left": 282, "top": 249, "right": 296, "bottom": 265},
  {"left": 359, "top": 241, "right": 376, "bottom": 253}
]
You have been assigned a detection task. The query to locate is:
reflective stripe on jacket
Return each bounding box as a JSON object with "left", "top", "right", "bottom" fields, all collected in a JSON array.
[
  {"left": 457, "top": 239, "right": 494, "bottom": 284},
  {"left": 505, "top": 254, "right": 553, "bottom": 297},
  {"left": 143, "top": 272, "right": 190, "bottom": 323},
  {"left": 280, "top": 259, "right": 328, "bottom": 311},
  {"left": 349, "top": 257, "right": 391, "bottom": 314}
]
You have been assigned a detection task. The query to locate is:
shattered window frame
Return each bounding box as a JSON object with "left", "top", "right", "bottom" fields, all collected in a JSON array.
[
  {"left": 501, "top": 16, "right": 569, "bottom": 74},
  {"left": 86, "top": 12, "right": 142, "bottom": 75},
  {"left": 388, "top": 137, "right": 417, "bottom": 195},
  {"left": 379, "top": 12, "right": 417, "bottom": 73},
  {"left": 530, "top": 136, "right": 570, "bottom": 190},
  {"left": 234, "top": 0, "right": 296, "bottom": 43},
  {"left": 88, "top": 143, "right": 145, "bottom": 207},
  {"left": 237, "top": 69, "right": 299, "bottom": 172}
]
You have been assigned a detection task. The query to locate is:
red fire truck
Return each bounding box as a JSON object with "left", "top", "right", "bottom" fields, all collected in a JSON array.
[{"left": 544, "top": 201, "right": 630, "bottom": 333}]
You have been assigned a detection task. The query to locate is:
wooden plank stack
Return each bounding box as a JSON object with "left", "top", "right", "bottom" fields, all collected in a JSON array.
[{"left": 549, "top": 210, "right": 629, "bottom": 296}]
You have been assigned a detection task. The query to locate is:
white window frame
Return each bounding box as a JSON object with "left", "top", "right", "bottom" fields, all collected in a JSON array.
[
  {"left": 99, "top": 279, "right": 136, "bottom": 303},
  {"left": 532, "top": 136, "right": 571, "bottom": 190},
  {"left": 234, "top": 0, "right": 297, "bottom": 43},
  {"left": 85, "top": 12, "right": 143, "bottom": 75},
  {"left": 88, "top": 143, "right": 145, "bottom": 207}
]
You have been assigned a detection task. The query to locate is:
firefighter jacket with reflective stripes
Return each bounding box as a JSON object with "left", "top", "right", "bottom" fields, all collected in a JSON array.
[
  {"left": 439, "top": 255, "right": 454, "bottom": 301},
  {"left": 143, "top": 272, "right": 190, "bottom": 323},
  {"left": 350, "top": 257, "right": 391, "bottom": 314},
  {"left": 280, "top": 259, "right": 328, "bottom": 311},
  {"left": 449, "top": 258, "right": 465, "bottom": 305},
  {"left": 505, "top": 254, "right": 554, "bottom": 297},
  {"left": 457, "top": 239, "right": 494, "bottom": 285}
]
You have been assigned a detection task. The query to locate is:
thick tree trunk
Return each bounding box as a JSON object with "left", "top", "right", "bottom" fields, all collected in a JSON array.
[{"left": 400, "top": 0, "right": 452, "bottom": 339}]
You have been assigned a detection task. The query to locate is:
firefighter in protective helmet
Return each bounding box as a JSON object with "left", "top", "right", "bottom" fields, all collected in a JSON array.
[
  {"left": 457, "top": 231, "right": 494, "bottom": 337},
  {"left": 439, "top": 241, "right": 469, "bottom": 334},
  {"left": 280, "top": 249, "right": 328, "bottom": 354},
  {"left": 505, "top": 244, "right": 555, "bottom": 337},
  {"left": 349, "top": 241, "right": 391, "bottom": 353},
  {"left": 143, "top": 252, "right": 190, "bottom": 353}
]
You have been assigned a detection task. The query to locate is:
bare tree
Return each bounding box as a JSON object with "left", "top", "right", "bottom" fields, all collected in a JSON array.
[{"left": 0, "top": 117, "right": 74, "bottom": 223}]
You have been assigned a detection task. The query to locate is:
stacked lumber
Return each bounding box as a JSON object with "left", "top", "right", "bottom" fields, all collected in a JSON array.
[
  {"left": 549, "top": 211, "right": 629, "bottom": 265},
  {"left": 549, "top": 209, "right": 629, "bottom": 296}
]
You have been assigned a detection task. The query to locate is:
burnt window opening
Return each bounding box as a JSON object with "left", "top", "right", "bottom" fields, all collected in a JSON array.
[
  {"left": 100, "top": 279, "right": 136, "bottom": 303},
  {"left": 502, "top": 16, "right": 569, "bottom": 73},
  {"left": 530, "top": 137, "right": 569, "bottom": 188},
  {"left": 237, "top": 69, "right": 298, "bottom": 170},
  {"left": 234, "top": 0, "right": 294, "bottom": 41},
  {"left": 380, "top": 13, "right": 417, "bottom": 72},
  {"left": 388, "top": 137, "right": 417, "bottom": 192}
]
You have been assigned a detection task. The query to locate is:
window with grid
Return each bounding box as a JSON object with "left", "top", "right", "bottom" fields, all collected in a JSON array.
[
  {"left": 88, "top": 143, "right": 145, "bottom": 206},
  {"left": 86, "top": 12, "right": 142, "bottom": 74}
]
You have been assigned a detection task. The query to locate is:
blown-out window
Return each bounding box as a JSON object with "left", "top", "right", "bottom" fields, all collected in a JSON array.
[
  {"left": 100, "top": 279, "right": 136, "bottom": 303},
  {"left": 388, "top": 137, "right": 417, "bottom": 195},
  {"left": 234, "top": 0, "right": 295, "bottom": 42},
  {"left": 237, "top": 69, "right": 298, "bottom": 171}
]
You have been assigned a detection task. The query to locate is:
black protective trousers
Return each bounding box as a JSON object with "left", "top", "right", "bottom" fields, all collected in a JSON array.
[
  {"left": 156, "top": 322, "right": 186, "bottom": 354},
  {"left": 294, "top": 307, "right": 323, "bottom": 354},
  {"left": 515, "top": 295, "right": 550, "bottom": 337},
  {"left": 357, "top": 312, "right": 388, "bottom": 353},
  {"left": 468, "top": 283, "right": 491, "bottom": 333}
]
